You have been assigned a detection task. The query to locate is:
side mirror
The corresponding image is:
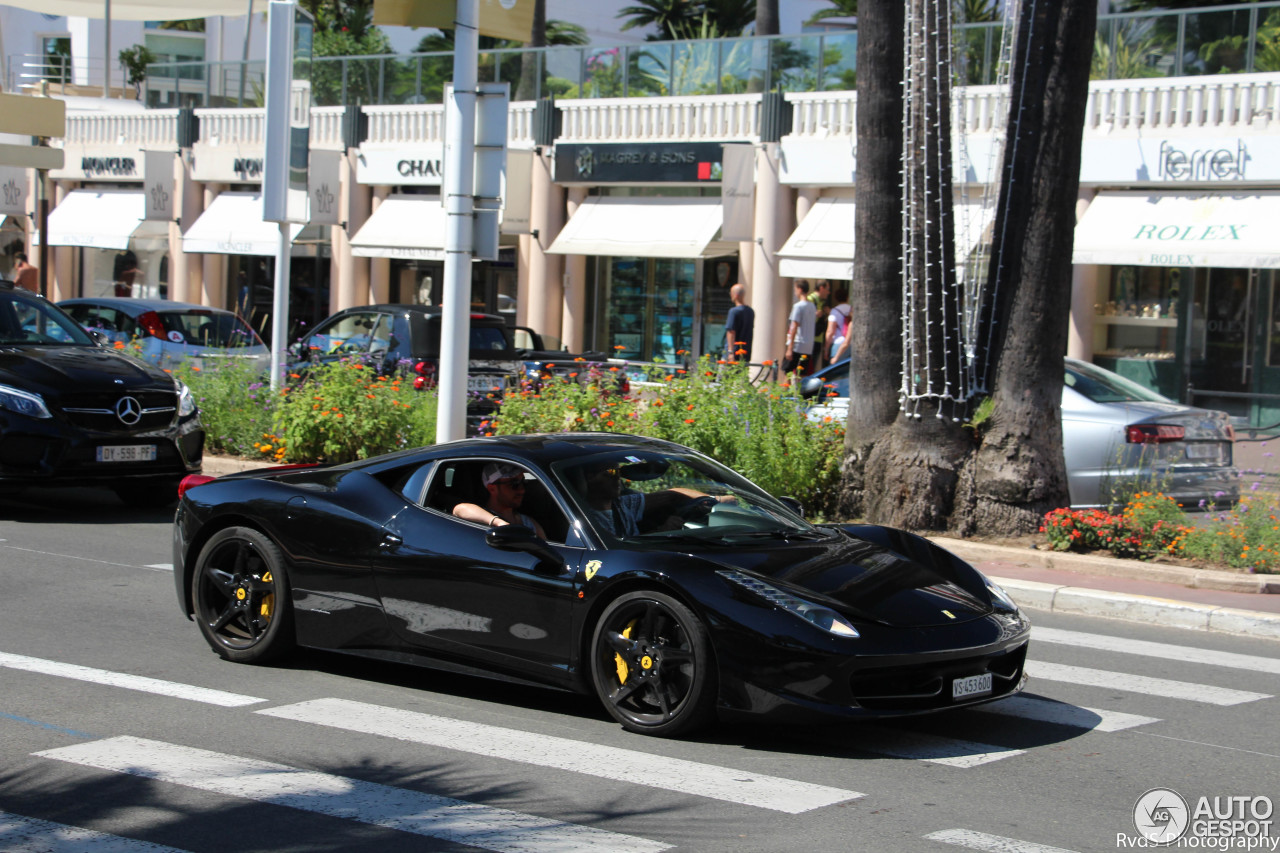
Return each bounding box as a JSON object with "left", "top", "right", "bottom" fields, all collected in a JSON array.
[
  {"left": 287, "top": 341, "right": 302, "bottom": 360},
  {"left": 777, "top": 496, "right": 805, "bottom": 518},
  {"left": 87, "top": 328, "right": 110, "bottom": 347},
  {"left": 485, "top": 524, "right": 564, "bottom": 571}
]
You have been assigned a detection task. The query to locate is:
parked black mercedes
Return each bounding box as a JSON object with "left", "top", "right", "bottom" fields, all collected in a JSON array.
[
  {"left": 0, "top": 281, "right": 204, "bottom": 505},
  {"left": 174, "top": 432, "right": 1029, "bottom": 737}
]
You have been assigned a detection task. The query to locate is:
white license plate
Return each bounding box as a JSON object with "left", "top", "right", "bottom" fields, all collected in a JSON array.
[
  {"left": 952, "top": 673, "right": 993, "bottom": 700},
  {"left": 96, "top": 445, "right": 156, "bottom": 463},
  {"left": 1185, "top": 443, "right": 1221, "bottom": 460},
  {"left": 468, "top": 375, "right": 505, "bottom": 394}
]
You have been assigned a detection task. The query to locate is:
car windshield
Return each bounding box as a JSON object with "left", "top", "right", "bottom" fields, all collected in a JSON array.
[
  {"left": 0, "top": 291, "right": 93, "bottom": 346},
  {"left": 1065, "top": 360, "right": 1173, "bottom": 404},
  {"left": 158, "top": 311, "right": 263, "bottom": 349},
  {"left": 552, "top": 449, "right": 815, "bottom": 545}
]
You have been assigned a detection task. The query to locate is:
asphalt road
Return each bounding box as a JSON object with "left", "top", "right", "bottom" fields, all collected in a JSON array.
[{"left": 1, "top": 485, "right": 1278, "bottom": 853}]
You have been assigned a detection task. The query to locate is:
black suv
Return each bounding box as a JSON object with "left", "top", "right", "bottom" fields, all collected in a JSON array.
[
  {"left": 289, "top": 305, "right": 517, "bottom": 432},
  {"left": 0, "top": 282, "right": 204, "bottom": 505}
]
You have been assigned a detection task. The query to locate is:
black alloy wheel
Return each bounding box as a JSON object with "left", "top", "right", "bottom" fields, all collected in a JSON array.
[
  {"left": 590, "top": 590, "right": 715, "bottom": 737},
  {"left": 191, "top": 526, "right": 295, "bottom": 663}
]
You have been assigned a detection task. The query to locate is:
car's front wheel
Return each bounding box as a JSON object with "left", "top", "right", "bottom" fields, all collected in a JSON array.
[
  {"left": 191, "top": 526, "right": 295, "bottom": 663},
  {"left": 589, "top": 590, "right": 716, "bottom": 737}
]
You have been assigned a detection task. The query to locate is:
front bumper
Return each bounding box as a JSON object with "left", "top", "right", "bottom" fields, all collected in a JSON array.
[{"left": 0, "top": 411, "right": 204, "bottom": 485}]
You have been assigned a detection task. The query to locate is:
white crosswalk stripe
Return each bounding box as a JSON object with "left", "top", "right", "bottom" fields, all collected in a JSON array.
[
  {"left": 0, "top": 652, "right": 265, "bottom": 707},
  {"left": 970, "top": 694, "right": 1161, "bottom": 732},
  {"left": 855, "top": 729, "right": 1026, "bottom": 767},
  {"left": 258, "top": 697, "right": 864, "bottom": 812},
  {"left": 35, "top": 736, "right": 673, "bottom": 853},
  {"left": 1025, "top": 661, "right": 1271, "bottom": 706},
  {"left": 925, "top": 828, "right": 1081, "bottom": 852},
  {"left": 0, "top": 809, "right": 190, "bottom": 852},
  {"left": 1033, "top": 626, "right": 1280, "bottom": 675}
]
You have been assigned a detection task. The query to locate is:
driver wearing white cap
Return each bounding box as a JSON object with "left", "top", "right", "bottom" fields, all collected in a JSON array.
[{"left": 452, "top": 461, "right": 547, "bottom": 539}]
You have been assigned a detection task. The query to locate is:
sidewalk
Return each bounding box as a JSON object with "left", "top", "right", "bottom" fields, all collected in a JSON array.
[{"left": 200, "top": 455, "right": 1280, "bottom": 641}]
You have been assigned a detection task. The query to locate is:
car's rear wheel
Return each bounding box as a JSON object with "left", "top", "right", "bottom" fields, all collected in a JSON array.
[
  {"left": 191, "top": 526, "right": 295, "bottom": 663},
  {"left": 113, "top": 478, "right": 182, "bottom": 507},
  {"left": 589, "top": 590, "right": 716, "bottom": 737}
]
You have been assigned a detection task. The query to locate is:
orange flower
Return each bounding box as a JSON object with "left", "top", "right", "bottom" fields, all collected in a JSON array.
[
  {"left": 762, "top": 360, "right": 774, "bottom": 366},
  {"left": 365, "top": 394, "right": 376, "bottom": 399},
  {"left": 684, "top": 418, "right": 695, "bottom": 424},
  {"left": 687, "top": 404, "right": 695, "bottom": 410},
  {"left": 614, "top": 345, "right": 626, "bottom": 351},
  {"left": 289, "top": 373, "right": 300, "bottom": 379},
  {"left": 606, "top": 420, "right": 614, "bottom": 427},
  {"left": 654, "top": 399, "right": 664, "bottom": 406},
  {"left": 113, "top": 341, "right": 125, "bottom": 350}
]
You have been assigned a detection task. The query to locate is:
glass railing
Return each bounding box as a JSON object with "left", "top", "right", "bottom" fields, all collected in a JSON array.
[{"left": 143, "top": 1, "right": 1280, "bottom": 108}]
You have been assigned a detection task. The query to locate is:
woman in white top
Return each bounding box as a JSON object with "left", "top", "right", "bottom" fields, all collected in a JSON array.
[{"left": 826, "top": 284, "right": 851, "bottom": 364}]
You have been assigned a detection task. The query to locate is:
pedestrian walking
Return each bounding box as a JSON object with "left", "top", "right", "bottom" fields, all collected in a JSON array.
[
  {"left": 724, "top": 283, "right": 754, "bottom": 362},
  {"left": 826, "top": 284, "right": 851, "bottom": 364},
  {"left": 808, "top": 280, "right": 831, "bottom": 366},
  {"left": 783, "top": 281, "right": 816, "bottom": 376},
  {"left": 12, "top": 252, "right": 37, "bottom": 293}
]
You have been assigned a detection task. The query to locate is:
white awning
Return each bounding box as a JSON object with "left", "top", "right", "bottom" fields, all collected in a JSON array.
[
  {"left": 778, "top": 196, "right": 995, "bottom": 280},
  {"left": 778, "top": 197, "right": 854, "bottom": 279},
  {"left": 349, "top": 195, "right": 447, "bottom": 261},
  {"left": 46, "top": 189, "right": 146, "bottom": 250},
  {"left": 546, "top": 197, "right": 736, "bottom": 259},
  {"left": 183, "top": 192, "right": 303, "bottom": 256},
  {"left": 1073, "top": 191, "right": 1280, "bottom": 269}
]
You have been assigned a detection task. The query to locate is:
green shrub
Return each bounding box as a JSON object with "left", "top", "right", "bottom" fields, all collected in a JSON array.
[
  {"left": 272, "top": 360, "right": 437, "bottom": 464},
  {"left": 492, "top": 356, "right": 846, "bottom": 516},
  {"left": 171, "top": 359, "right": 279, "bottom": 458}
]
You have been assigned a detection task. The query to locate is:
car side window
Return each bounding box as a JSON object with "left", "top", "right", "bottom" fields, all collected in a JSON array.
[
  {"left": 423, "top": 459, "right": 573, "bottom": 546},
  {"left": 306, "top": 312, "right": 384, "bottom": 356}
]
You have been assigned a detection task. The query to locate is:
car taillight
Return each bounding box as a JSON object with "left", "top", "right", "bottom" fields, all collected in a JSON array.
[
  {"left": 178, "top": 474, "right": 216, "bottom": 498},
  {"left": 136, "top": 310, "right": 168, "bottom": 339},
  {"left": 1126, "top": 424, "right": 1185, "bottom": 443}
]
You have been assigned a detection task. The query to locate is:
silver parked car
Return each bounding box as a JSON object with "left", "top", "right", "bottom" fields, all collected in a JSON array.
[
  {"left": 802, "top": 357, "right": 1238, "bottom": 510},
  {"left": 59, "top": 298, "right": 270, "bottom": 374}
]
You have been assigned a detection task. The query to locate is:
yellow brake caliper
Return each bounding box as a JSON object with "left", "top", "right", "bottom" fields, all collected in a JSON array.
[
  {"left": 614, "top": 620, "right": 637, "bottom": 684},
  {"left": 260, "top": 571, "right": 274, "bottom": 620}
]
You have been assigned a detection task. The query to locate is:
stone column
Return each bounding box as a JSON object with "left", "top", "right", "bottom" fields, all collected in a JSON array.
[
  {"left": 526, "top": 149, "right": 564, "bottom": 337},
  {"left": 752, "top": 143, "right": 787, "bottom": 370},
  {"left": 1068, "top": 189, "right": 1098, "bottom": 361},
  {"left": 561, "top": 186, "right": 588, "bottom": 352},
  {"left": 170, "top": 153, "right": 201, "bottom": 304},
  {"left": 368, "top": 186, "right": 390, "bottom": 304},
  {"left": 200, "top": 183, "right": 225, "bottom": 308},
  {"left": 52, "top": 180, "right": 74, "bottom": 301}
]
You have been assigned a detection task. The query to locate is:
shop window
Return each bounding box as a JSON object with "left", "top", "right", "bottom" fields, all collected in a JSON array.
[{"left": 1094, "top": 265, "right": 1181, "bottom": 361}]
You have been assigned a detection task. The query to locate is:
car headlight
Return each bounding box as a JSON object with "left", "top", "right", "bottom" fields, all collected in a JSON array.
[
  {"left": 717, "top": 569, "right": 860, "bottom": 638},
  {"left": 0, "top": 383, "right": 52, "bottom": 419},
  {"left": 175, "top": 379, "right": 197, "bottom": 417},
  {"left": 986, "top": 581, "right": 1019, "bottom": 613}
]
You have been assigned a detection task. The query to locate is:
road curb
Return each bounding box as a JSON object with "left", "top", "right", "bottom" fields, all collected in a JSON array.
[
  {"left": 933, "top": 537, "right": 1280, "bottom": 595},
  {"left": 988, "top": 575, "right": 1280, "bottom": 641}
]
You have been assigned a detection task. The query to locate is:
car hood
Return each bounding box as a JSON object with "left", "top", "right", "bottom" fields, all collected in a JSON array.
[
  {"left": 683, "top": 531, "right": 993, "bottom": 628},
  {"left": 0, "top": 345, "right": 176, "bottom": 396}
]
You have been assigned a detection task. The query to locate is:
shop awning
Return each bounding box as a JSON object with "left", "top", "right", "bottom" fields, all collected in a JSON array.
[
  {"left": 546, "top": 197, "right": 736, "bottom": 259},
  {"left": 778, "top": 197, "right": 854, "bottom": 280},
  {"left": 1073, "top": 191, "right": 1280, "bottom": 269},
  {"left": 183, "top": 192, "right": 303, "bottom": 256},
  {"left": 778, "top": 197, "right": 996, "bottom": 280},
  {"left": 46, "top": 189, "right": 146, "bottom": 250},
  {"left": 349, "top": 195, "right": 447, "bottom": 261}
]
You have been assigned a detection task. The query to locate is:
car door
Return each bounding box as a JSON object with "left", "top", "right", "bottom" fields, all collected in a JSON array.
[{"left": 370, "top": 457, "right": 586, "bottom": 685}]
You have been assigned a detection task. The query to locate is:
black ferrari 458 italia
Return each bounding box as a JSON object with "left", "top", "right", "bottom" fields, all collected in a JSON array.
[{"left": 174, "top": 433, "right": 1029, "bottom": 737}]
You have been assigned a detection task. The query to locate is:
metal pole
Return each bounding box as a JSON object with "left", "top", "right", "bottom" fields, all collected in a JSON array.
[
  {"left": 269, "top": 222, "right": 291, "bottom": 389},
  {"left": 37, "top": 171, "right": 49, "bottom": 298},
  {"left": 436, "top": 0, "right": 478, "bottom": 444},
  {"left": 240, "top": 0, "right": 253, "bottom": 106},
  {"left": 103, "top": 0, "right": 111, "bottom": 98}
]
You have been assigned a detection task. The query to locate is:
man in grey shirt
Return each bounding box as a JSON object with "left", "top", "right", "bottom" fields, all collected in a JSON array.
[{"left": 783, "top": 281, "right": 816, "bottom": 375}]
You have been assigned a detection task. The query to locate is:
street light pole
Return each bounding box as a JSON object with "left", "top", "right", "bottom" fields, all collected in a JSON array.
[{"left": 436, "top": 0, "right": 478, "bottom": 444}]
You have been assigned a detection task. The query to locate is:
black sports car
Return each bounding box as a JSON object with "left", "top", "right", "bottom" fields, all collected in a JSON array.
[
  {"left": 174, "top": 433, "right": 1029, "bottom": 737},
  {"left": 0, "top": 282, "right": 204, "bottom": 505}
]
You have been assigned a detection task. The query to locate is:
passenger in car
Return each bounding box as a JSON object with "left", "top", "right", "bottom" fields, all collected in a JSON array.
[{"left": 452, "top": 461, "right": 548, "bottom": 539}]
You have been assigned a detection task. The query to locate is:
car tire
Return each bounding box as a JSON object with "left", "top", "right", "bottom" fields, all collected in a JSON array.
[
  {"left": 589, "top": 590, "right": 716, "bottom": 737},
  {"left": 113, "top": 478, "right": 182, "bottom": 508},
  {"left": 191, "top": 526, "right": 295, "bottom": 664}
]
